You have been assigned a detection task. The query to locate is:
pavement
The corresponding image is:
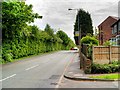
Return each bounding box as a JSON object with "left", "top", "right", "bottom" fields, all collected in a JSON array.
[{"left": 64, "top": 52, "right": 119, "bottom": 82}]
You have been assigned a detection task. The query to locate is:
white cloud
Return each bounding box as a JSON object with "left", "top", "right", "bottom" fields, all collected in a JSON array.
[{"left": 25, "top": 0, "right": 119, "bottom": 41}]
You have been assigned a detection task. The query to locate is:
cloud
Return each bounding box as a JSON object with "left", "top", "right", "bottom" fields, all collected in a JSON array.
[{"left": 25, "top": 0, "right": 119, "bottom": 41}]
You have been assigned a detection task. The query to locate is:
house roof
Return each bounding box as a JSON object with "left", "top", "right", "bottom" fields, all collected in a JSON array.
[
  {"left": 110, "top": 16, "right": 119, "bottom": 20},
  {"left": 98, "top": 16, "right": 119, "bottom": 27},
  {"left": 111, "top": 18, "right": 120, "bottom": 27}
]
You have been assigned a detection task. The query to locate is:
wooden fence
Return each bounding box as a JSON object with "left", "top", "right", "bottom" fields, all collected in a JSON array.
[{"left": 92, "top": 46, "right": 120, "bottom": 64}]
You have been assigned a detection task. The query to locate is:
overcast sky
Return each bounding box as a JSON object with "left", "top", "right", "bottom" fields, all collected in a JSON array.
[{"left": 25, "top": 0, "right": 119, "bottom": 41}]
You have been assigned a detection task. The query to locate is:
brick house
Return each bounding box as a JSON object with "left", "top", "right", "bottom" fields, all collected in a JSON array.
[
  {"left": 110, "top": 19, "right": 120, "bottom": 46},
  {"left": 98, "top": 16, "right": 118, "bottom": 45}
]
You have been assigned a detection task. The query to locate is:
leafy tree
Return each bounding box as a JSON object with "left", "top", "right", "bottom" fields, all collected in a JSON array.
[
  {"left": 2, "top": 1, "right": 75, "bottom": 63},
  {"left": 56, "top": 30, "right": 69, "bottom": 45},
  {"left": 2, "top": 2, "right": 42, "bottom": 41},
  {"left": 74, "top": 9, "right": 93, "bottom": 45},
  {"left": 56, "top": 30, "right": 75, "bottom": 49},
  {"left": 81, "top": 35, "right": 98, "bottom": 45},
  {"left": 44, "top": 24, "right": 54, "bottom": 36}
]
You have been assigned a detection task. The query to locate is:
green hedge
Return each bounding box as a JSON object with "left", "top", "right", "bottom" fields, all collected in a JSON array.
[
  {"left": 2, "top": 40, "right": 64, "bottom": 63},
  {"left": 91, "top": 61, "right": 120, "bottom": 74}
]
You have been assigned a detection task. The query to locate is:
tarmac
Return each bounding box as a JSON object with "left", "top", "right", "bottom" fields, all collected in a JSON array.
[{"left": 64, "top": 52, "right": 119, "bottom": 81}]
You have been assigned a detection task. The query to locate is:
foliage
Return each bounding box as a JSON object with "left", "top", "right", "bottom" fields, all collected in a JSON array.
[
  {"left": 91, "top": 61, "right": 120, "bottom": 74},
  {"left": 103, "top": 41, "right": 116, "bottom": 46},
  {"left": 74, "top": 9, "right": 93, "bottom": 45},
  {"left": 2, "top": 2, "right": 75, "bottom": 63},
  {"left": 81, "top": 35, "right": 98, "bottom": 59},
  {"left": 2, "top": 2, "right": 42, "bottom": 41},
  {"left": 44, "top": 24, "right": 54, "bottom": 36},
  {"left": 57, "top": 30, "right": 75, "bottom": 49},
  {"left": 81, "top": 35, "right": 99, "bottom": 45}
]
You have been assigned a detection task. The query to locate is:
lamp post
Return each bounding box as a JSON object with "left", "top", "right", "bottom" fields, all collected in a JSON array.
[{"left": 68, "top": 8, "right": 81, "bottom": 58}]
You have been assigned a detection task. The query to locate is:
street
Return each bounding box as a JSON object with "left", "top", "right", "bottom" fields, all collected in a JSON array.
[
  {"left": 1, "top": 50, "right": 119, "bottom": 89},
  {"left": 1, "top": 51, "right": 76, "bottom": 88}
]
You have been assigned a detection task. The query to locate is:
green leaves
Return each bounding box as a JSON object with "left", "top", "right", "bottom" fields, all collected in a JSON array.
[
  {"left": 74, "top": 9, "right": 93, "bottom": 45},
  {"left": 2, "top": 2, "right": 42, "bottom": 40},
  {"left": 81, "top": 35, "right": 99, "bottom": 45},
  {"left": 57, "top": 30, "right": 75, "bottom": 49},
  {"left": 2, "top": 2, "right": 75, "bottom": 63}
]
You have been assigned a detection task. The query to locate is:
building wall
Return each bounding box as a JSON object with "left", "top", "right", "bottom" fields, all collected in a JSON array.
[
  {"left": 111, "top": 19, "right": 120, "bottom": 46},
  {"left": 98, "top": 16, "right": 118, "bottom": 45}
]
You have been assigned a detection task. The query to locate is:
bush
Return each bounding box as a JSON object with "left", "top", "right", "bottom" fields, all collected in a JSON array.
[
  {"left": 81, "top": 35, "right": 99, "bottom": 45},
  {"left": 81, "top": 35, "right": 98, "bottom": 59},
  {"left": 3, "top": 53, "right": 13, "bottom": 62},
  {"left": 91, "top": 61, "right": 119, "bottom": 74}
]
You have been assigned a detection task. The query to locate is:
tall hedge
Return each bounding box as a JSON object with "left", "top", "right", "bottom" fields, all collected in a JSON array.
[{"left": 2, "top": 2, "right": 75, "bottom": 63}]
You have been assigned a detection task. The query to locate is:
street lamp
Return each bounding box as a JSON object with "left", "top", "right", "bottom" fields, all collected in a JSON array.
[{"left": 68, "top": 8, "right": 81, "bottom": 58}]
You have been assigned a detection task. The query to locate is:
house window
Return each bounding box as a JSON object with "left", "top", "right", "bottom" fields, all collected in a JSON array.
[
  {"left": 118, "top": 21, "right": 120, "bottom": 31},
  {"left": 116, "top": 35, "right": 120, "bottom": 45},
  {"left": 113, "top": 25, "right": 117, "bottom": 34},
  {"left": 112, "top": 27, "right": 114, "bottom": 34}
]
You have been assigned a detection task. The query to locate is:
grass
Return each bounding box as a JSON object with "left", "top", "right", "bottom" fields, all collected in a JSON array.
[{"left": 89, "top": 73, "right": 120, "bottom": 80}]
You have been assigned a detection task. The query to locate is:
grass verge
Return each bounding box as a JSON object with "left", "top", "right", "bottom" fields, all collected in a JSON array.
[{"left": 89, "top": 73, "right": 120, "bottom": 80}]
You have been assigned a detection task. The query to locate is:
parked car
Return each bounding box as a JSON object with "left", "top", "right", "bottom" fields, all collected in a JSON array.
[{"left": 70, "top": 47, "right": 78, "bottom": 50}]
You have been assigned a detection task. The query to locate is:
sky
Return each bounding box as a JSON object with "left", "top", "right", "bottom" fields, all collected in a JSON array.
[{"left": 25, "top": 0, "right": 119, "bottom": 41}]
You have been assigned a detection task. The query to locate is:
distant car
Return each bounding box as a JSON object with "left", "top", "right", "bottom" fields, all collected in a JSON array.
[{"left": 70, "top": 47, "right": 78, "bottom": 50}]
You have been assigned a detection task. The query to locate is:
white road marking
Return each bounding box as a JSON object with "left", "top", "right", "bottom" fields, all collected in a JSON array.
[
  {"left": 0, "top": 74, "right": 16, "bottom": 82},
  {"left": 25, "top": 65, "right": 39, "bottom": 71}
]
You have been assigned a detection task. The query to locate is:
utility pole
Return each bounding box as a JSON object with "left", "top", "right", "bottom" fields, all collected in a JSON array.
[{"left": 68, "top": 8, "right": 81, "bottom": 58}]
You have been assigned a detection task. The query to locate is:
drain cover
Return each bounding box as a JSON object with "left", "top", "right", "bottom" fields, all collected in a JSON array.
[
  {"left": 49, "top": 75, "right": 60, "bottom": 79},
  {"left": 50, "top": 82, "right": 58, "bottom": 85}
]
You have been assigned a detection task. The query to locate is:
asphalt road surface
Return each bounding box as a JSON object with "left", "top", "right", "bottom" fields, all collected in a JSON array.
[
  {"left": 1, "top": 50, "right": 119, "bottom": 89},
  {"left": 1, "top": 51, "right": 77, "bottom": 88}
]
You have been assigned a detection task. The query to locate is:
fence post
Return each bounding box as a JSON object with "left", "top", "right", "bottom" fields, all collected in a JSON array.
[
  {"left": 109, "top": 45, "right": 112, "bottom": 64},
  {"left": 92, "top": 46, "right": 94, "bottom": 62}
]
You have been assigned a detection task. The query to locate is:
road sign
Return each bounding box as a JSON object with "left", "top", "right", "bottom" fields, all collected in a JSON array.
[{"left": 75, "top": 31, "right": 79, "bottom": 37}]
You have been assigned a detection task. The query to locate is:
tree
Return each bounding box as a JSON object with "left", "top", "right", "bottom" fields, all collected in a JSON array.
[
  {"left": 74, "top": 9, "right": 93, "bottom": 45},
  {"left": 56, "top": 30, "right": 69, "bottom": 45},
  {"left": 2, "top": 2, "right": 42, "bottom": 41},
  {"left": 44, "top": 24, "right": 54, "bottom": 36},
  {"left": 81, "top": 35, "right": 98, "bottom": 45},
  {"left": 56, "top": 30, "right": 75, "bottom": 49}
]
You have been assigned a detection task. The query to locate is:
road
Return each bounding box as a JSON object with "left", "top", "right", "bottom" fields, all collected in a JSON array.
[
  {"left": 1, "top": 50, "right": 119, "bottom": 89},
  {"left": 1, "top": 51, "right": 77, "bottom": 88}
]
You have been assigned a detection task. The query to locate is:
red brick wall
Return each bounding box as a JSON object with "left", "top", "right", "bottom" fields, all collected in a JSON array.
[{"left": 98, "top": 16, "right": 118, "bottom": 45}]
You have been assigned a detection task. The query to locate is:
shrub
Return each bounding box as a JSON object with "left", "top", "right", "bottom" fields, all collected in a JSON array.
[
  {"left": 81, "top": 35, "right": 99, "bottom": 45},
  {"left": 91, "top": 61, "right": 119, "bottom": 74},
  {"left": 3, "top": 53, "right": 13, "bottom": 62}
]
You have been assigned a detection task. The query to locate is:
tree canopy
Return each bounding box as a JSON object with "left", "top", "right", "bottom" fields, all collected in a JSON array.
[
  {"left": 81, "top": 35, "right": 98, "bottom": 45},
  {"left": 2, "top": 1, "right": 75, "bottom": 63},
  {"left": 74, "top": 9, "right": 93, "bottom": 45},
  {"left": 2, "top": 2, "right": 42, "bottom": 41}
]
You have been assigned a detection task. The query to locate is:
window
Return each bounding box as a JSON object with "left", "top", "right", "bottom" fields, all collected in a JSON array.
[
  {"left": 112, "top": 27, "right": 114, "bottom": 34},
  {"left": 118, "top": 21, "right": 120, "bottom": 31},
  {"left": 113, "top": 25, "right": 117, "bottom": 34},
  {"left": 116, "top": 35, "right": 120, "bottom": 45}
]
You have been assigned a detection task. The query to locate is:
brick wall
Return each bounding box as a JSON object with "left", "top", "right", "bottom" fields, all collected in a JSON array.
[{"left": 98, "top": 16, "right": 118, "bottom": 45}]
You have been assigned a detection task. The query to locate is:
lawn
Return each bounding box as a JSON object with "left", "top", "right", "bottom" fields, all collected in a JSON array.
[{"left": 89, "top": 73, "right": 120, "bottom": 80}]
